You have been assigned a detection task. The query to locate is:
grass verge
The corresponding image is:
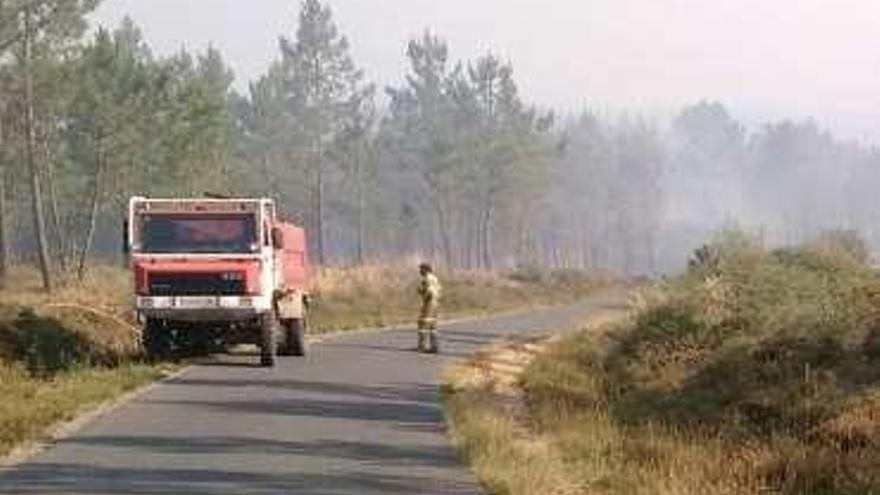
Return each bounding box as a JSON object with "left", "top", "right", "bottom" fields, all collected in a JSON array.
[
  {"left": 0, "top": 363, "right": 173, "bottom": 459},
  {"left": 445, "top": 229, "right": 880, "bottom": 494},
  {"left": 444, "top": 344, "right": 575, "bottom": 495},
  {"left": 0, "top": 266, "right": 171, "bottom": 461},
  {"left": 443, "top": 311, "right": 626, "bottom": 495}
]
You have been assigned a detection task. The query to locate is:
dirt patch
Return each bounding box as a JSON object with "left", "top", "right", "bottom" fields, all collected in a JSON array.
[
  {"left": 447, "top": 308, "right": 627, "bottom": 396},
  {"left": 442, "top": 308, "right": 629, "bottom": 495}
]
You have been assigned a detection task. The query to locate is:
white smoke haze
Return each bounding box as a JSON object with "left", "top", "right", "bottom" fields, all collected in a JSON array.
[
  {"left": 84, "top": 1, "right": 880, "bottom": 274},
  {"left": 93, "top": 0, "right": 880, "bottom": 142},
  {"left": 549, "top": 103, "right": 880, "bottom": 275}
]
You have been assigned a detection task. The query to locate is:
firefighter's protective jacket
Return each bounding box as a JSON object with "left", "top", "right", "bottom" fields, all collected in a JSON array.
[{"left": 418, "top": 273, "right": 442, "bottom": 302}]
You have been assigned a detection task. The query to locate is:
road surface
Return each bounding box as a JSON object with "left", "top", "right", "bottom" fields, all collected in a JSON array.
[{"left": 0, "top": 295, "right": 625, "bottom": 495}]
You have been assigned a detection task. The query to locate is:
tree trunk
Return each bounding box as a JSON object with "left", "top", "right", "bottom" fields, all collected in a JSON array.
[
  {"left": 78, "top": 138, "right": 105, "bottom": 280},
  {"left": 472, "top": 207, "right": 482, "bottom": 269},
  {"left": 355, "top": 156, "right": 365, "bottom": 266},
  {"left": 315, "top": 161, "right": 325, "bottom": 266},
  {"left": 0, "top": 160, "right": 7, "bottom": 289},
  {"left": 435, "top": 195, "right": 454, "bottom": 268},
  {"left": 42, "top": 133, "right": 68, "bottom": 270},
  {"left": 464, "top": 213, "right": 476, "bottom": 270},
  {"left": 481, "top": 200, "right": 493, "bottom": 270},
  {"left": 0, "top": 104, "right": 8, "bottom": 288},
  {"left": 23, "top": 6, "right": 53, "bottom": 292}
]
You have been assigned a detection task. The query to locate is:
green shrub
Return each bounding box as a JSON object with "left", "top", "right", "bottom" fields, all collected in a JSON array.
[
  {"left": 519, "top": 228, "right": 880, "bottom": 494},
  {"left": 1, "top": 310, "right": 98, "bottom": 377}
]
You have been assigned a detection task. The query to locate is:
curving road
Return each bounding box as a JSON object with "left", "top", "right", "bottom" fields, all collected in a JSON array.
[{"left": 0, "top": 294, "right": 625, "bottom": 495}]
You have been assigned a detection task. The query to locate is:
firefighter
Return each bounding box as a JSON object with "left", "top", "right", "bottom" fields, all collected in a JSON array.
[{"left": 417, "top": 262, "right": 442, "bottom": 353}]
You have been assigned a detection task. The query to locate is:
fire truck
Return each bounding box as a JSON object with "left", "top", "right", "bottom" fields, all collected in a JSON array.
[{"left": 125, "top": 197, "right": 312, "bottom": 367}]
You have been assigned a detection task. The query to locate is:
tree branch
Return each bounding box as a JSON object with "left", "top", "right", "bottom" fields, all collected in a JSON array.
[{"left": 0, "top": 0, "right": 65, "bottom": 54}]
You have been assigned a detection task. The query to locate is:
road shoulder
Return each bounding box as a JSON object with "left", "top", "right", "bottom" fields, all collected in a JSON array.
[{"left": 442, "top": 308, "right": 628, "bottom": 495}]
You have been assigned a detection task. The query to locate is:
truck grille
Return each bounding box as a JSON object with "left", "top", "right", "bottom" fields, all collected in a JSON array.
[{"left": 148, "top": 273, "right": 246, "bottom": 296}]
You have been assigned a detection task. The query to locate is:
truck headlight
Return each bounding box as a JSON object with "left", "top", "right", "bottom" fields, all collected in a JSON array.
[
  {"left": 152, "top": 298, "right": 173, "bottom": 309},
  {"left": 138, "top": 297, "right": 173, "bottom": 309}
]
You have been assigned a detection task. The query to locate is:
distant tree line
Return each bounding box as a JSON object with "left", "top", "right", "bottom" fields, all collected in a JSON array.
[
  {"left": 553, "top": 103, "right": 880, "bottom": 275},
  {"left": 0, "top": 0, "right": 878, "bottom": 291}
]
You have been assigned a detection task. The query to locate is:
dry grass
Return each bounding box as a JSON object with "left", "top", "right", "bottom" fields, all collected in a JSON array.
[
  {"left": 522, "top": 330, "right": 759, "bottom": 495},
  {"left": 445, "top": 321, "right": 766, "bottom": 495},
  {"left": 0, "top": 265, "right": 141, "bottom": 371},
  {"left": 443, "top": 310, "right": 628, "bottom": 495},
  {"left": 0, "top": 265, "right": 168, "bottom": 461},
  {"left": 0, "top": 263, "right": 609, "bottom": 362},
  {"left": 443, "top": 339, "right": 577, "bottom": 495},
  {"left": 0, "top": 362, "right": 171, "bottom": 458},
  {"left": 311, "top": 263, "right": 610, "bottom": 332}
]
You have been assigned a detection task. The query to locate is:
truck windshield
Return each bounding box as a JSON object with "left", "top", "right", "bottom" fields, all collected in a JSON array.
[{"left": 138, "top": 214, "right": 258, "bottom": 254}]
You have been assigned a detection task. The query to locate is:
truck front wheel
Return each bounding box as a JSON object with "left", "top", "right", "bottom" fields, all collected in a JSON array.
[
  {"left": 259, "top": 315, "right": 278, "bottom": 367},
  {"left": 143, "top": 318, "right": 172, "bottom": 361}
]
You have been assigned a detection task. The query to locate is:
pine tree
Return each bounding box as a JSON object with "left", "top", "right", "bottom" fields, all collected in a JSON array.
[
  {"left": 66, "top": 21, "right": 153, "bottom": 278},
  {"left": 152, "top": 47, "right": 237, "bottom": 197},
  {"left": 384, "top": 32, "right": 468, "bottom": 266},
  {"left": 275, "top": 0, "right": 373, "bottom": 264},
  {"left": 0, "top": 0, "right": 99, "bottom": 290}
]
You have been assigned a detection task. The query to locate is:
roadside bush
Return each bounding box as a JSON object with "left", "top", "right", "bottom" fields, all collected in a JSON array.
[
  {"left": 12, "top": 310, "right": 94, "bottom": 376},
  {"left": 0, "top": 265, "right": 140, "bottom": 377},
  {"left": 0, "top": 309, "right": 114, "bottom": 377},
  {"left": 519, "top": 229, "right": 880, "bottom": 494}
]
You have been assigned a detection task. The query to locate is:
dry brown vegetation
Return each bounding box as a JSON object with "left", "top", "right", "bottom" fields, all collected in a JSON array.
[
  {"left": 446, "top": 230, "right": 880, "bottom": 495},
  {"left": 0, "top": 266, "right": 168, "bottom": 459},
  {"left": 443, "top": 310, "right": 628, "bottom": 495},
  {"left": 0, "top": 363, "right": 170, "bottom": 459},
  {"left": 310, "top": 263, "right": 611, "bottom": 332},
  {"left": 444, "top": 338, "right": 580, "bottom": 495},
  {"left": 0, "top": 266, "right": 142, "bottom": 374}
]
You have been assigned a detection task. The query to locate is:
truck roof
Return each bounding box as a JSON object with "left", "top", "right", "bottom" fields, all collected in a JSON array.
[{"left": 130, "top": 197, "right": 274, "bottom": 215}]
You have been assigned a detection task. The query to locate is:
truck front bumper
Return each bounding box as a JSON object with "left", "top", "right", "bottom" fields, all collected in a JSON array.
[{"left": 136, "top": 295, "right": 272, "bottom": 322}]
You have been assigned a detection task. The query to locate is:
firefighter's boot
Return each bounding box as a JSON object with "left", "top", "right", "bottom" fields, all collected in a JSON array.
[
  {"left": 426, "top": 330, "right": 439, "bottom": 354},
  {"left": 417, "top": 329, "right": 429, "bottom": 353}
]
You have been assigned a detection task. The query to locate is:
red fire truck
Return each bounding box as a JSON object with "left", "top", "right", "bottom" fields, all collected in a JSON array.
[{"left": 126, "top": 197, "right": 312, "bottom": 367}]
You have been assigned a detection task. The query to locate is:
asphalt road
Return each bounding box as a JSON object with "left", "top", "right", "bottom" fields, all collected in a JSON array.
[{"left": 0, "top": 295, "right": 625, "bottom": 495}]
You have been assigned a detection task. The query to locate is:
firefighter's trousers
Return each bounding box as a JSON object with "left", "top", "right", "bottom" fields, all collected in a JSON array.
[{"left": 418, "top": 299, "right": 439, "bottom": 353}]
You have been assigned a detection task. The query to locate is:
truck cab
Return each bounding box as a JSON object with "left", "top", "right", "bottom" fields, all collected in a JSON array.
[{"left": 127, "top": 197, "right": 311, "bottom": 366}]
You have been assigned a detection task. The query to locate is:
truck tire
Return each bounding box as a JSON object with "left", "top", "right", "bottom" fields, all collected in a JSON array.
[
  {"left": 260, "top": 316, "right": 278, "bottom": 367},
  {"left": 284, "top": 318, "right": 307, "bottom": 357},
  {"left": 143, "top": 319, "right": 172, "bottom": 361}
]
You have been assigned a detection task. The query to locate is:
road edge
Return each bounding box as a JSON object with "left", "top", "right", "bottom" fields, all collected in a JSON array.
[
  {"left": 308, "top": 287, "right": 630, "bottom": 344},
  {"left": 0, "top": 366, "right": 191, "bottom": 469}
]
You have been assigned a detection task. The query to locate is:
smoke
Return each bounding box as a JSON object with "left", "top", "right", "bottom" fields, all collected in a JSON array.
[{"left": 553, "top": 101, "right": 880, "bottom": 275}]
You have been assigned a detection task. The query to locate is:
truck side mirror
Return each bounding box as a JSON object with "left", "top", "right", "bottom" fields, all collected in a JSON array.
[
  {"left": 271, "top": 227, "right": 285, "bottom": 250},
  {"left": 122, "top": 219, "right": 130, "bottom": 255}
]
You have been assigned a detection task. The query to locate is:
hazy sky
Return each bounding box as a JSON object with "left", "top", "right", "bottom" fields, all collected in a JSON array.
[{"left": 92, "top": 0, "right": 880, "bottom": 141}]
